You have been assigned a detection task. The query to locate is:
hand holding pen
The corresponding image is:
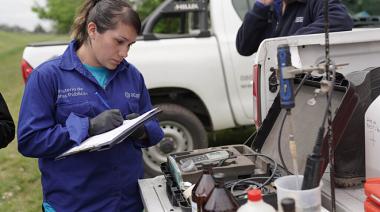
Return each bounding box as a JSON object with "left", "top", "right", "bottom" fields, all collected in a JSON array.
[
  {"left": 88, "top": 109, "right": 123, "bottom": 136},
  {"left": 88, "top": 92, "right": 123, "bottom": 136}
]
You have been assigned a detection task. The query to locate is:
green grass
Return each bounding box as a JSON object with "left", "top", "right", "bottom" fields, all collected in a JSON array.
[
  {"left": 0, "top": 30, "right": 256, "bottom": 211},
  {"left": 0, "top": 30, "right": 70, "bottom": 212}
]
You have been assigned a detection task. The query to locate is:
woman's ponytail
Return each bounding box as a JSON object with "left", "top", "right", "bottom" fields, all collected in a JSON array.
[{"left": 71, "top": 0, "right": 100, "bottom": 46}]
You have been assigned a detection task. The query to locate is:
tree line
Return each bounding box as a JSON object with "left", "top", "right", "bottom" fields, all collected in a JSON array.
[
  {"left": 32, "top": 0, "right": 172, "bottom": 34},
  {"left": 31, "top": 0, "right": 380, "bottom": 35}
]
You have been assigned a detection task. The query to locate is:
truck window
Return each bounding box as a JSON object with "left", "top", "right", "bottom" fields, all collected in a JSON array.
[
  {"left": 154, "top": 17, "right": 182, "bottom": 34},
  {"left": 153, "top": 12, "right": 205, "bottom": 34},
  {"left": 232, "top": 0, "right": 256, "bottom": 20},
  {"left": 141, "top": 1, "right": 211, "bottom": 39}
]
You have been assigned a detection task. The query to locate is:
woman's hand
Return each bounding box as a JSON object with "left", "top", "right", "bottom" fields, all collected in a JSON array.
[
  {"left": 124, "top": 113, "right": 146, "bottom": 139},
  {"left": 88, "top": 109, "right": 123, "bottom": 136}
]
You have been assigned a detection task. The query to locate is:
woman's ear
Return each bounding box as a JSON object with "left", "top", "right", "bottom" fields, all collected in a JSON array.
[{"left": 87, "top": 22, "right": 97, "bottom": 39}]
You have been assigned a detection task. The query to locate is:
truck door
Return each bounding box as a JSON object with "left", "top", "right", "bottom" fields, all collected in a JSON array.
[{"left": 211, "top": 0, "right": 256, "bottom": 126}]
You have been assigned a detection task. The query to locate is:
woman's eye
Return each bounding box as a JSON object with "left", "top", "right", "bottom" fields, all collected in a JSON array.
[
  {"left": 116, "top": 40, "right": 122, "bottom": 44},
  {"left": 128, "top": 44, "right": 133, "bottom": 47}
]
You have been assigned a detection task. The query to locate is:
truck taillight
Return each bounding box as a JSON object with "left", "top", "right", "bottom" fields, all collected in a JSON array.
[
  {"left": 22, "top": 59, "right": 34, "bottom": 85},
  {"left": 253, "top": 64, "right": 260, "bottom": 128}
]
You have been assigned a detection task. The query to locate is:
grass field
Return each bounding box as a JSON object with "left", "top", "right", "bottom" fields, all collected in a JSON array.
[
  {"left": 0, "top": 30, "right": 255, "bottom": 211},
  {"left": 0, "top": 30, "right": 71, "bottom": 211}
]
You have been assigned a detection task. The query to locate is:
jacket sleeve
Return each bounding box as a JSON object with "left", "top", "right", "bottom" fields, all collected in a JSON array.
[
  {"left": 293, "top": 0, "right": 353, "bottom": 35},
  {"left": 236, "top": 4, "right": 270, "bottom": 56},
  {"left": 17, "top": 70, "right": 89, "bottom": 158},
  {"left": 0, "top": 93, "right": 15, "bottom": 149},
  {"left": 132, "top": 73, "right": 164, "bottom": 149}
]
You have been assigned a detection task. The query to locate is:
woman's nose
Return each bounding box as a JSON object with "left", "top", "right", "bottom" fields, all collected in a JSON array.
[{"left": 119, "top": 47, "right": 129, "bottom": 58}]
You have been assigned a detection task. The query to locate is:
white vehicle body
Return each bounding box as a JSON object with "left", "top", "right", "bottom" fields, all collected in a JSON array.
[
  {"left": 22, "top": 0, "right": 256, "bottom": 176},
  {"left": 21, "top": 0, "right": 380, "bottom": 177}
]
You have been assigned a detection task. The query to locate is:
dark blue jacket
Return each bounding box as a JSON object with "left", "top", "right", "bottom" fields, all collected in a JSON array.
[
  {"left": 236, "top": 0, "right": 354, "bottom": 56},
  {"left": 0, "top": 92, "right": 15, "bottom": 148},
  {"left": 18, "top": 40, "right": 164, "bottom": 212}
]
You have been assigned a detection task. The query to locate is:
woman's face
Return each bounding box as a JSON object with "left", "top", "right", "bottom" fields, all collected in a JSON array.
[{"left": 90, "top": 22, "right": 137, "bottom": 70}]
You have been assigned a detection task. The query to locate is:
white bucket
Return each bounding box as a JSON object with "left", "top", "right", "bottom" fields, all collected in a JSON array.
[{"left": 365, "top": 95, "right": 380, "bottom": 179}]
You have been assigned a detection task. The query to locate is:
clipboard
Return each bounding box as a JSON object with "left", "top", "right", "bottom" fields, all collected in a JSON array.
[{"left": 55, "top": 108, "right": 163, "bottom": 160}]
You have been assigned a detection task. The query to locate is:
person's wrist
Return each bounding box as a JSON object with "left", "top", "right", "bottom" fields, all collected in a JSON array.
[{"left": 256, "top": 0, "right": 272, "bottom": 6}]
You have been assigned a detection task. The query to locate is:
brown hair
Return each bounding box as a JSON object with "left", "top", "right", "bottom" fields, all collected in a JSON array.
[{"left": 71, "top": 0, "right": 141, "bottom": 46}]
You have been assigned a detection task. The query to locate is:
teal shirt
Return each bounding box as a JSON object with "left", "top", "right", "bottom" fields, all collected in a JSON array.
[{"left": 83, "top": 64, "right": 109, "bottom": 89}]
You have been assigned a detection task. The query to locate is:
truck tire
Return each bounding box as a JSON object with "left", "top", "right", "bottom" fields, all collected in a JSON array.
[{"left": 143, "top": 103, "right": 208, "bottom": 177}]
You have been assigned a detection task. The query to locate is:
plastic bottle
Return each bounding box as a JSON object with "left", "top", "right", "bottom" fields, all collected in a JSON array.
[
  {"left": 281, "top": 198, "right": 296, "bottom": 212},
  {"left": 365, "top": 95, "right": 380, "bottom": 179},
  {"left": 237, "top": 189, "right": 276, "bottom": 212},
  {"left": 191, "top": 162, "right": 215, "bottom": 212},
  {"left": 202, "top": 173, "right": 239, "bottom": 212}
]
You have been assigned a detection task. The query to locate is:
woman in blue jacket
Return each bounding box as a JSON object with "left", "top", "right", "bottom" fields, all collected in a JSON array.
[{"left": 17, "top": 0, "right": 164, "bottom": 211}]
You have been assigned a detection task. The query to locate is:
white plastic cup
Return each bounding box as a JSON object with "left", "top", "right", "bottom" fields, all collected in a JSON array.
[{"left": 274, "top": 175, "right": 323, "bottom": 212}]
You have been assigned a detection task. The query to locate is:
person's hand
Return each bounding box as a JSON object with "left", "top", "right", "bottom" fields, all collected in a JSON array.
[
  {"left": 257, "top": 0, "right": 274, "bottom": 6},
  {"left": 125, "top": 113, "right": 146, "bottom": 139},
  {"left": 88, "top": 109, "right": 123, "bottom": 136}
]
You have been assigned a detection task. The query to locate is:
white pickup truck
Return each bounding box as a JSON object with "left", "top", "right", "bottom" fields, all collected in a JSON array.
[
  {"left": 21, "top": 0, "right": 380, "bottom": 181},
  {"left": 22, "top": 0, "right": 257, "bottom": 176}
]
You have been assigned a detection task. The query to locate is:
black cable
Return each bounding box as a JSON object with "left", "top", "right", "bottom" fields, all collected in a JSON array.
[
  {"left": 278, "top": 111, "right": 290, "bottom": 174},
  {"left": 323, "top": 0, "right": 335, "bottom": 209},
  {"left": 312, "top": 60, "right": 336, "bottom": 156},
  {"left": 226, "top": 154, "right": 277, "bottom": 197},
  {"left": 216, "top": 154, "right": 277, "bottom": 197},
  {"left": 277, "top": 73, "right": 310, "bottom": 175},
  {"left": 321, "top": 61, "right": 336, "bottom": 129},
  {"left": 225, "top": 178, "right": 273, "bottom": 196}
]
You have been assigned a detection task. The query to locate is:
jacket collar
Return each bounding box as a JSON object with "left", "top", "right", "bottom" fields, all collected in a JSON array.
[{"left": 59, "top": 40, "right": 129, "bottom": 75}]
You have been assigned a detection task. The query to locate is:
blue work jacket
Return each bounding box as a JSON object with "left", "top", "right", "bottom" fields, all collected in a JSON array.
[
  {"left": 17, "top": 40, "right": 164, "bottom": 212},
  {"left": 236, "top": 0, "right": 354, "bottom": 56}
]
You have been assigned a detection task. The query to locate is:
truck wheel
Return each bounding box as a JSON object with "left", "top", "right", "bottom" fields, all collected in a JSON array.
[{"left": 143, "top": 103, "right": 208, "bottom": 177}]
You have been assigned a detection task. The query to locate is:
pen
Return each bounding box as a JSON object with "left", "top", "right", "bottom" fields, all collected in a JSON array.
[{"left": 95, "top": 92, "right": 112, "bottom": 110}]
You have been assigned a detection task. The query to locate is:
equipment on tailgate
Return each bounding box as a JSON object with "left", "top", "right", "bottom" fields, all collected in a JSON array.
[
  {"left": 201, "top": 173, "right": 239, "bottom": 212},
  {"left": 191, "top": 162, "right": 215, "bottom": 212},
  {"left": 180, "top": 150, "right": 230, "bottom": 165}
]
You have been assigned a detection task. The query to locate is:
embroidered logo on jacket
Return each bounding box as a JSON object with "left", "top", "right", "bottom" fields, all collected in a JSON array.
[
  {"left": 295, "top": 17, "right": 304, "bottom": 23},
  {"left": 125, "top": 92, "right": 140, "bottom": 98},
  {"left": 58, "top": 87, "right": 88, "bottom": 99}
]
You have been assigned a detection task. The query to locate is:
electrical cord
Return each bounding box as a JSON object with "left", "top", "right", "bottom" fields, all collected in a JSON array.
[
  {"left": 243, "top": 71, "right": 309, "bottom": 150},
  {"left": 225, "top": 177, "right": 274, "bottom": 196},
  {"left": 277, "top": 73, "right": 310, "bottom": 175},
  {"left": 311, "top": 60, "right": 336, "bottom": 156},
  {"left": 321, "top": 60, "right": 336, "bottom": 129},
  {"left": 217, "top": 153, "right": 278, "bottom": 198}
]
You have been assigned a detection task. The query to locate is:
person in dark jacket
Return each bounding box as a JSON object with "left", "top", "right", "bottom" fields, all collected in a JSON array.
[
  {"left": 236, "top": 0, "right": 354, "bottom": 56},
  {"left": 0, "top": 92, "right": 15, "bottom": 148}
]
